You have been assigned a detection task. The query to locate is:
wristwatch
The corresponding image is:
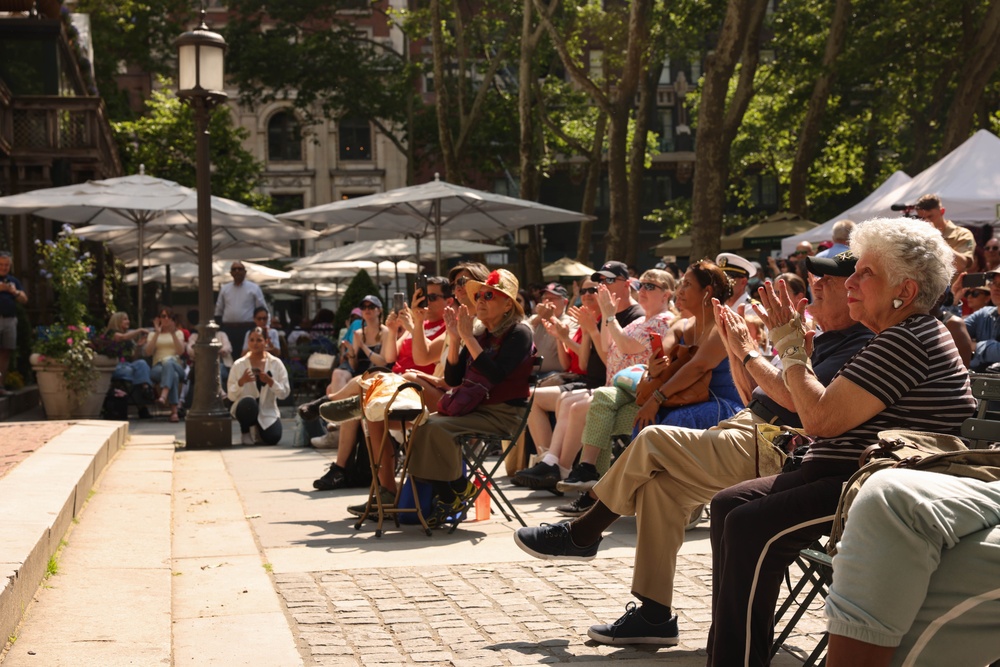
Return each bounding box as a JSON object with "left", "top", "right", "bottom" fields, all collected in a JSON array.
[
  {"left": 742, "top": 350, "right": 761, "bottom": 366},
  {"left": 604, "top": 317, "right": 616, "bottom": 325},
  {"left": 781, "top": 346, "right": 802, "bottom": 359}
]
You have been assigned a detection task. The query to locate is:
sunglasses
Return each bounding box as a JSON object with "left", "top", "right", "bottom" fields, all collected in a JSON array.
[
  {"left": 426, "top": 294, "right": 444, "bottom": 302},
  {"left": 638, "top": 282, "right": 664, "bottom": 291},
  {"left": 968, "top": 289, "right": 991, "bottom": 298},
  {"left": 474, "top": 290, "right": 499, "bottom": 302},
  {"left": 451, "top": 276, "right": 469, "bottom": 288},
  {"left": 359, "top": 303, "right": 379, "bottom": 310},
  {"left": 597, "top": 276, "right": 619, "bottom": 285},
  {"left": 580, "top": 287, "right": 599, "bottom": 295}
]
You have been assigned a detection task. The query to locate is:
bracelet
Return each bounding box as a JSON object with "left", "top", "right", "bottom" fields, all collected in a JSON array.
[{"left": 653, "top": 389, "right": 666, "bottom": 405}]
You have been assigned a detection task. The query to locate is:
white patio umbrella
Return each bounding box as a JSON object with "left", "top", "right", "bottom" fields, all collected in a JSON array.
[
  {"left": 124, "top": 261, "right": 291, "bottom": 288},
  {"left": 291, "top": 238, "right": 508, "bottom": 269},
  {"left": 0, "top": 172, "right": 296, "bottom": 319},
  {"left": 542, "top": 257, "right": 595, "bottom": 279},
  {"left": 288, "top": 259, "right": 420, "bottom": 282},
  {"left": 279, "top": 174, "right": 592, "bottom": 274}
]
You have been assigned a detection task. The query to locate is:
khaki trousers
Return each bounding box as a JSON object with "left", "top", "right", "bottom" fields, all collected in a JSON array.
[
  {"left": 593, "top": 407, "right": 784, "bottom": 608},
  {"left": 407, "top": 403, "right": 524, "bottom": 481}
]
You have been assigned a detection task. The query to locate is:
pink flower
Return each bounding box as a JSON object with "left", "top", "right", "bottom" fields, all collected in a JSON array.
[
  {"left": 66, "top": 338, "right": 74, "bottom": 345},
  {"left": 38, "top": 354, "right": 47, "bottom": 362},
  {"left": 68, "top": 325, "right": 77, "bottom": 331}
]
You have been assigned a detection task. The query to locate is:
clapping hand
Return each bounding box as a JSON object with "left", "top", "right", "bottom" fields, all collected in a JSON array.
[
  {"left": 568, "top": 305, "right": 599, "bottom": 335},
  {"left": 542, "top": 316, "right": 570, "bottom": 341},
  {"left": 597, "top": 284, "right": 618, "bottom": 320}
]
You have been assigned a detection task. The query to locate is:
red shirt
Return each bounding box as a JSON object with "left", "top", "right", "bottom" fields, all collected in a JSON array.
[{"left": 392, "top": 319, "right": 446, "bottom": 374}]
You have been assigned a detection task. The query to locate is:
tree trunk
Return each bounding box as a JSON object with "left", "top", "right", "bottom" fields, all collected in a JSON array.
[
  {"left": 690, "top": 0, "right": 769, "bottom": 261},
  {"left": 939, "top": 0, "right": 1000, "bottom": 156},
  {"left": 519, "top": 0, "right": 544, "bottom": 285},
  {"left": 576, "top": 111, "right": 608, "bottom": 265},
  {"left": 626, "top": 63, "right": 661, "bottom": 268},
  {"left": 430, "top": 0, "right": 459, "bottom": 182},
  {"left": 788, "top": 0, "right": 851, "bottom": 216}
]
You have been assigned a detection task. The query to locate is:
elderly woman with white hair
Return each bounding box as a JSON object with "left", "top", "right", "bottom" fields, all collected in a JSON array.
[{"left": 705, "top": 218, "right": 977, "bottom": 667}]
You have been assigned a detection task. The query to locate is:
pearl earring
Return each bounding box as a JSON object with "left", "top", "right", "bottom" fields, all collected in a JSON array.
[{"left": 892, "top": 298, "right": 903, "bottom": 309}]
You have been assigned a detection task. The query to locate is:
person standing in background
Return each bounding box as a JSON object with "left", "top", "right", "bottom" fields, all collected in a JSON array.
[
  {"left": 214, "top": 261, "right": 266, "bottom": 358},
  {"left": 0, "top": 250, "right": 28, "bottom": 393}
]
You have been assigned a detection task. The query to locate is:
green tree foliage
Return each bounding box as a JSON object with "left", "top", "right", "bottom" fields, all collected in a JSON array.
[
  {"left": 112, "top": 84, "right": 269, "bottom": 209},
  {"left": 334, "top": 270, "right": 382, "bottom": 330},
  {"left": 74, "top": 0, "right": 192, "bottom": 121}
]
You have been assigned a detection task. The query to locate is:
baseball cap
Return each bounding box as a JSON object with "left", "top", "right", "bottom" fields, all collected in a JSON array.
[
  {"left": 542, "top": 282, "right": 569, "bottom": 299},
  {"left": 360, "top": 294, "right": 383, "bottom": 309},
  {"left": 806, "top": 250, "right": 858, "bottom": 277},
  {"left": 591, "top": 261, "right": 630, "bottom": 281},
  {"left": 715, "top": 253, "right": 757, "bottom": 279}
]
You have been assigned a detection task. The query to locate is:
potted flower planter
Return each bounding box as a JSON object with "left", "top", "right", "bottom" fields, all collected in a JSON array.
[{"left": 30, "top": 353, "right": 117, "bottom": 419}]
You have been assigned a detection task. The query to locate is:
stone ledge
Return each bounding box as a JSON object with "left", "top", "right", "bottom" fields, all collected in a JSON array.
[{"left": 0, "top": 420, "right": 128, "bottom": 643}]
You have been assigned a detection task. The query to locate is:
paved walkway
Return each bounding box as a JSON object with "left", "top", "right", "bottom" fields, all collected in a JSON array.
[{"left": 0, "top": 410, "right": 827, "bottom": 666}]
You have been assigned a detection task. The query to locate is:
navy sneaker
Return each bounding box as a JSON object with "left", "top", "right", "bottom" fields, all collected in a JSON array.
[
  {"left": 587, "top": 602, "right": 680, "bottom": 646},
  {"left": 556, "top": 462, "right": 600, "bottom": 493},
  {"left": 555, "top": 492, "right": 596, "bottom": 517},
  {"left": 513, "top": 522, "right": 600, "bottom": 561},
  {"left": 511, "top": 461, "right": 561, "bottom": 490}
]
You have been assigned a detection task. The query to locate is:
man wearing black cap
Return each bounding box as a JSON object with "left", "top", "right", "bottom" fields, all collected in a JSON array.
[
  {"left": 514, "top": 250, "right": 872, "bottom": 647},
  {"left": 591, "top": 261, "right": 644, "bottom": 330},
  {"left": 530, "top": 282, "right": 575, "bottom": 377}
]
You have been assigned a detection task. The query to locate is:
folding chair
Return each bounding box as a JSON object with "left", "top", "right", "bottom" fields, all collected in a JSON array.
[
  {"left": 452, "top": 357, "right": 543, "bottom": 533},
  {"left": 353, "top": 381, "right": 431, "bottom": 537},
  {"left": 771, "top": 544, "right": 832, "bottom": 666},
  {"left": 961, "top": 373, "right": 1000, "bottom": 449}
]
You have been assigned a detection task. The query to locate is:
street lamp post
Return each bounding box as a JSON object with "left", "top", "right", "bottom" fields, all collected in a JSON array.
[
  {"left": 177, "top": 11, "right": 231, "bottom": 448},
  {"left": 514, "top": 227, "right": 531, "bottom": 286}
]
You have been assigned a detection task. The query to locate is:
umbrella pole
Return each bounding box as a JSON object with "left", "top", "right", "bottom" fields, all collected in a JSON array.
[
  {"left": 434, "top": 200, "right": 443, "bottom": 276},
  {"left": 137, "top": 223, "right": 144, "bottom": 323}
]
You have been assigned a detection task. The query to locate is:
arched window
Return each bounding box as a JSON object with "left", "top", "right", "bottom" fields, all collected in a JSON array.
[
  {"left": 339, "top": 117, "right": 371, "bottom": 161},
  {"left": 267, "top": 111, "right": 302, "bottom": 162}
]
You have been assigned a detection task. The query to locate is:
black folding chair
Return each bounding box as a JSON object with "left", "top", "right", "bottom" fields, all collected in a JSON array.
[
  {"left": 961, "top": 373, "right": 1000, "bottom": 449},
  {"left": 451, "top": 357, "right": 542, "bottom": 533}
]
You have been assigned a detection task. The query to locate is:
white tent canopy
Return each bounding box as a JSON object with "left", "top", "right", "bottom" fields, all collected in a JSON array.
[
  {"left": 782, "top": 130, "right": 1000, "bottom": 256},
  {"left": 781, "top": 170, "right": 912, "bottom": 256},
  {"left": 124, "top": 261, "right": 290, "bottom": 287}
]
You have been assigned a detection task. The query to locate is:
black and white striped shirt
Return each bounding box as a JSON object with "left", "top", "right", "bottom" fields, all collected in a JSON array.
[{"left": 804, "top": 314, "right": 975, "bottom": 464}]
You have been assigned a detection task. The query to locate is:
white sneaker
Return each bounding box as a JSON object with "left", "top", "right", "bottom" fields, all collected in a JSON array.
[
  {"left": 241, "top": 432, "right": 254, "bottom": 445},
  {"left": 310, "top": 431, "right": 338, "bottom": 448}
]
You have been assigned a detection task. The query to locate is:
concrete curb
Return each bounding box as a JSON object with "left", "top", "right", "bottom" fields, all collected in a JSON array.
[{"left": 0, "top": 420, "right": 129, "bottom": 643}]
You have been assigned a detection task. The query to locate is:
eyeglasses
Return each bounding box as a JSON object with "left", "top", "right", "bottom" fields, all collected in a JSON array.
[
  {"left": 580, "top": 287, "right": 599, "bottom": 295},
  {"left": 474, "top": 290, "right": 498, "bottom": 302},
  {"left": 359, "top": 303, "right": 378, "bottom": 310},
  {"left": 638, "top": 282, "right": 664, "bottom": 291}
]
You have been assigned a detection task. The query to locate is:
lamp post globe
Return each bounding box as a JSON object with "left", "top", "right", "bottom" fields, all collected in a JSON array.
[{"left": 177, "top": 10, "right": 232, "bottom": 448}]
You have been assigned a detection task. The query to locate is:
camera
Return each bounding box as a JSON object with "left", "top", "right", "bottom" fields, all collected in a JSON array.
[
  {"left": 890, "top": 202, "right": 919, "bottom": 219},
  {"left": 415, "top": 274, "right": 428, "bottom": 308}
]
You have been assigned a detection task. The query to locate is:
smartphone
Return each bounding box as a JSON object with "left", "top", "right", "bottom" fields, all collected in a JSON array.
[
  {"left": 649, "top": 332, "right": 664, "bottom": 358},
  {"left": 415, "top": 274, "right": 428, "bottom": 308},
  {"left": 963, "top": 273, "right": 988, "bottom": 289},
  {"left": 392, "top": 291, "right": 406, "bottom": 313}
]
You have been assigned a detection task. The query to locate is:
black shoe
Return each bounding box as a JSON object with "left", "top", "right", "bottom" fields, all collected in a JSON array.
[
  {"left": 425, "top": 480, "right": 476, "bottom": 529},
  {"left": 511, "top": 461, "right": 561, "bottom": 490},
  {"left": 137, "top": 406, "right": 152, "bottom": 420},
  {"left": 513, "top": 521, "right": 601, "bottom": 561},
  {"left": 587, "top": 602, "right": 679, "bottom": 646},
  {"left": 555, "top": 492, "right": 596, "bottom": 517},
  {"left": 347, "top": 489, "right": 396, "bottom": 518},
  {"left": 556, "top": 462, "right": 600, "bottom": 493},
  {"left": 313, "top": 463, "right": 347, "bottom": 490}
]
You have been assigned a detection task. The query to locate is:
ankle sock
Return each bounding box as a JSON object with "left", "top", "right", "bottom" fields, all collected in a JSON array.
[
  {"left": 637, "top": 597, "right": 672, "bottom": 624},
  {"left": 558, "top": 464, "right": 571, "bottom": 479},
  {"left": 569, "top": 500, "right": 619, "bottom": 546},
  {"left": 541, "top": 453, "right": 560, "bottom": 467}
]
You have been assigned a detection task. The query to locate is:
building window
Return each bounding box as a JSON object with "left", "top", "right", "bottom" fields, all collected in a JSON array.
[
  {"left": 656, "top": 108, "right": 674, "bottom": 152},
  {"left": 658, "top": 56, "right": 671, "bottom": 85},
  {"left": 339, "top": 117, "right": 372, "bottom": 161},
  {"left": 267, "top": 111, "right": 302, "bottom": 162}
]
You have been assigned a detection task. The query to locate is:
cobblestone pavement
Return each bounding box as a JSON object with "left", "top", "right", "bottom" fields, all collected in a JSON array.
[{"left": 273, "top": 554, "right": 827, "bottom": 666}]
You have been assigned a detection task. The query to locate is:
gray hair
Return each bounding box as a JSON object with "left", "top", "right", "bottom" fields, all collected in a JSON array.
[
  {"left": 850, "top": 217, "right": 953, "bottom": 313},
  {"left": 831, "top": 219, "right": 855, "bottom": 244}
]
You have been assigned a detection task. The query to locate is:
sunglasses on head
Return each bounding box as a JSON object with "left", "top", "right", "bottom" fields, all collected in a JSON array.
[
  {"left": 474, "top": 290, "right": 499, "bottom": 302},
  {"left": 580, "top": 287, "right": 599, "bottom": 295},
  {"left": 360, "top": 303, "right": 378, "bottom": 310},
  {"left": 638, "top": 282, "right": 664, "bottom": 291}
]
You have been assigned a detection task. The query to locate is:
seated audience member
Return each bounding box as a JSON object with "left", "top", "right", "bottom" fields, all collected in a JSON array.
[
  {"left": 286, "top": 317, "right": 312, "bottom": 347},
  {"left": 513, "top": 249, "right": 873, "bottom": 646},
  {"left": 103, "top": 311, "right": 152, "bottom": 396},
  {"left": 517, "top": 289, "right": 533, "bottom": 317},
  {"left": 706, "top": 218, "right": 973, "bottom": 666},
  {"left": 312, "top": 269, "right": 484, "bottom": 494},
  {"left": 716, "top": 253, "right": 755, "bottom": 309},
  {"left": 310, "top": 308, "right": 339, "bottom": 343},
  {"left": 962, "top": 270, "right": 1000, "bottom": 371},
  {"left": 144, "top": 305, "right": 186, "bottom": 423},
  {"left": 511, "top": 261, "right": 645, "bottom": 491},
  {"left": 345, "top": 295, "right": 392, "bottom": 375},
  {"left": 825, "top": 470, "right": 1000, "bottom": 667},
  {"left": 406, "top": 269, "right": 533, "bottom": 528},
  {"left": 242, "top": 307, "right": 281, "bottom": 357},
  {"left": 228, "top": 327, "right": 290, "bottom": 445},
  {"left": 529, "top": 282, "right": 576, "bottom": 378},
  {"left": 557, "top": 263, "right": 723, "bottom": 495}
]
